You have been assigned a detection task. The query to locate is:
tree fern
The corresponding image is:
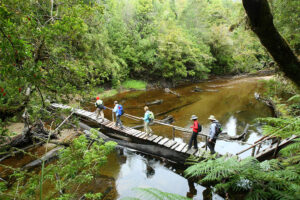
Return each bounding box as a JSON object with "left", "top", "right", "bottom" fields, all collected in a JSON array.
[
  {"left": 121, "top": 188, "right": 191, "bottom": 200},
  {"left": 184, "top": 156, "right": 300, "bottom": 199}
]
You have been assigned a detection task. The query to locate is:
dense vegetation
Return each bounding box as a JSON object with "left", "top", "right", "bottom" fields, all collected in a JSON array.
[
  {"left": 0, "top": 0, "right": 299, "bottom": 199},
  {"left": 0, "top": 0, "right": 272, "bottom": 115}
]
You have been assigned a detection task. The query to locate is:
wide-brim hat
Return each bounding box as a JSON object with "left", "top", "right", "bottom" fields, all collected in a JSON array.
[
  {"left": 190, "top": 115, "right": 198, "bottom": 120},
  {"left": 208, "top": 115, "right": 216, "bottom": 121}
]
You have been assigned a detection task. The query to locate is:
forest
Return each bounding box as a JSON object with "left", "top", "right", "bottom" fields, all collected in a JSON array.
[{"left": 0, "top": 0, "right": 300, "bottom": 199}]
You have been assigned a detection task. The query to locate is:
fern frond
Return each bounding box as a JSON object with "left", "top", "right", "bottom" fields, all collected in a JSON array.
[
  {"left": 130, "top": 188, "right": 191, "bottom": 200},
  {"left": 288, "top": 94, "right": 300, "bottom": 103},
  {"left": 280, "top": 138, "right": 300, "bottom": 156}
]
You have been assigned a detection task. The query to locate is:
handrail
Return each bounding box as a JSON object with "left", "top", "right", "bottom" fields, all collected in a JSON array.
[
  {"left": 236, "top": 117, "right": 300, "bottom": 155},
  {"left": 106, "top": 106, "right": 251, "bottom": 144}
]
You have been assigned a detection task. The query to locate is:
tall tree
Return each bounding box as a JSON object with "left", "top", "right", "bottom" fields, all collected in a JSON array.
[{"left": 242, "top": 0, "right": 300, "bottom": 86}]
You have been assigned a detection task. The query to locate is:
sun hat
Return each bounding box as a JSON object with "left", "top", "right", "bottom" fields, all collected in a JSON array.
[
  {"left": 190, "top": 115, "right": 198, "bottom": 120},
  {"left": 208, "top": 115, "right": 216, "bottom": 121}
]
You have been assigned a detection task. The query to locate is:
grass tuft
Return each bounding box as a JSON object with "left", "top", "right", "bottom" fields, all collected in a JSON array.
[{"left": 122, "top": 79, "right": 146, "bottom": 90}]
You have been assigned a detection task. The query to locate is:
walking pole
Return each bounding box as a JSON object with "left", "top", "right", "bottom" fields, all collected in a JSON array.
[{"left": 172, "top": 127, "right": 175, "bottom": 140}]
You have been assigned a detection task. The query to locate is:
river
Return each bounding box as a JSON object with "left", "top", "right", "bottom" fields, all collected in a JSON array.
[
  {"left": 0, "top": 75, "right": 274, "bottom": 199},
  {"left": 92, "top": 75, "right": 273, "bottom": 199}
]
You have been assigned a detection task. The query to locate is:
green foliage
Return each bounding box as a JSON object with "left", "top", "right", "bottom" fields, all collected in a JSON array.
[
  {"left": 185, "top": 157, "right": 300, "bottom": 199},
  {"left": 0, "top": 133, "right": 116, "bottom": 199},
  {"left": 122, "top": 187, "right": 191, "bottom": 200},
  {"left": 256, "top": 117, "right": 300, "bottom": 138},
  {"left": 271, "top": 0, "right": 300, "bottom": 54},
  {"left": 122, "top": 79, "right": 147, "bottom": 90}
]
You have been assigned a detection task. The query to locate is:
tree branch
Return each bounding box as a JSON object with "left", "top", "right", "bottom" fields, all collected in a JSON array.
[{"left": 242, "top": 0, "right": 300, "bottom": 86}]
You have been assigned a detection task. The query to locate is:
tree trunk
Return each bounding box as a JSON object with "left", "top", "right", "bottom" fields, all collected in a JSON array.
[{"left": 242, "top": 0, "right": 300, "bottom": 86}]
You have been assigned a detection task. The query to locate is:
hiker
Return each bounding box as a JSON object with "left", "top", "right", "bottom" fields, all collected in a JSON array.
[
  {"left": 188, "top": 115, "right": 201, "bottom": 150},
  {"left": 113, "top": 101, "right": 124, "bottom": 129},
  {"left": 95, "top": 96, "right": 105, "bottom": 122},
  {"left": 143, "top": 106, "right": 153, "bottom": 136},
  {"left": 207, "top": 115, "right": 221, "bottom": 154}
]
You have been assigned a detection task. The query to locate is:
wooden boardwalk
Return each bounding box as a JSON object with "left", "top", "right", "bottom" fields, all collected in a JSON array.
[
  {"left": 50, "top": 103, "right": 227, "bottom": 161},
  {"left": 51, "top": 103, "right": 298, "bottom": 163}
]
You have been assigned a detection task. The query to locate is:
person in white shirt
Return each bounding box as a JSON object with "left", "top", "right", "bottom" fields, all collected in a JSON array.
[{"left": 95, "top": 96, "right": 104, "bottom": 122}]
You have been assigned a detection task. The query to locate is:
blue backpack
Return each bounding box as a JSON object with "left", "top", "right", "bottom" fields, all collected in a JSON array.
[{"left": 118, "top": 105, "right": 124, "bottom": 116}]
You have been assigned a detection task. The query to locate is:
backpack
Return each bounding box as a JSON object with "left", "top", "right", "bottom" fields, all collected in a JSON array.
[
  {"left": 148, "top": 111, "right": 154, "bottom": 122},
  {"left": 96, "top": 101, "right": 105, "bottom": 110},
  {"left": 214, "top": 122, "right": 222, "bottom": 138},
  {"left": 197, "top": 123, "right": 202, "bottom": 133},
  {"left": 118, "top": 104, "right": 124, "bottom": 116}
]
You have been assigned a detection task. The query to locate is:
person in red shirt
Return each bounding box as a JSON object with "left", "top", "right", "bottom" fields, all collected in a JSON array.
[{"left": 188, "top": 115, "right": 201, "bottom": 150}]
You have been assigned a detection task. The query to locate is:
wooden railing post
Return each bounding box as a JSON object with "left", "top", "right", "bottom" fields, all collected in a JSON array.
[
  {"left": 273, "top": 139, "right": 281, "bottom": 158},
  {"left": 112, "top": 110, "right": 114, "bottom": 122},
  {"left": 205, "top": 136, "right": 208, "bottom": 150},
  {"left": 256, "top": 143, "right": 262, "bottom": 155},
  {"left": 251, "top": 146, "right": 256, "bottom": 157},
  {"left": 172, "top": 127, "right": 175, "bottom": 140}
]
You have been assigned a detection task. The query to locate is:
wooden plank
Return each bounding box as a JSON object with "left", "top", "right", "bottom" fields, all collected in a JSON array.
[
  {"left": 147, "top": 135, "right": 158, "bottom": 141},
  {"left": 181, "top": 145, "right": 189, "bottom": 153},
  {"left": 175, "top": 143, "right": 187, "bottom": 152},
  {"left": 194, "top": 149, "right": 201, "bottom": 157},
  {"left": 102, "top": 120, "right": 111, "bottom": 125},
  {"left": 171, "top": 143, "right": 181, "bottom": 150},
  {"left": 124, "top": 129, "right": 135, "bottom": 135},
  {"left": 133, "top": 131, "right": 143, "bottom": 137},
  {"left": 131, "top": 129, "right": 140, "bottom": 134},
  {"left": 76, "top": 110, "right": 85, "bottom": 114},
  {"left": 153, "top": 136, "right": 163, "bottom": 143},
  {"left": 134, "top": 132, "right": 145, "bottom": 138},
  {"left": 106, "top": 122, "right": 115, "bottom": 128},
  {"left": 164, "top": 140, "right": 177, "bottom": 148},
  {"left": 141, "top": 133, "right": 151, "bottom": 139},
  {"left": 186, "top": 148, "right": 198, "bottom": 155},
  {"left": 158, "top": 138, "right": 169, "bottom": 145},
  {"left": 138, "top": 133, "right": 148, "bottom": 139}
]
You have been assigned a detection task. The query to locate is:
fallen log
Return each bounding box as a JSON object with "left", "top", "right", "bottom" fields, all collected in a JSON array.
[
  {"left": 145, "top": 99, "right": 163, "bottom": 106},
  {"left": 221, "top": 124, "right": 249, "bottom": 141},
  {"left": 22, "top": 147, "right": 63, "bottom": 170},
  {"left": 191, "top": 86, "right": 204, "bottom": 92},
  {"left": 156, "top": 101, "right": 197, "bottom": 117},
  {"left": 0, "top": 112, "right": 73, "bottom": 161},
  {"left": 254, "top": 92, "right": 280, "bottom": 117},
  {"left": 164, "top": 88, "right": 181, "bottom": 97}
]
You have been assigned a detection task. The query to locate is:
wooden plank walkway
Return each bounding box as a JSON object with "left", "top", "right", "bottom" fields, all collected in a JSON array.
[
  {"left": 50, "top": 103, "right": 218, "bottom": 160},
  {"left": 51, "top": 103, "right": 299, "bottom": 163}
]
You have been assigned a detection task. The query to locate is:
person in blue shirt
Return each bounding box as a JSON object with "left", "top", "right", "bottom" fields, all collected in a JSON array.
[
  {"left": 143, "top": 106, "right": 152, "bottom": 136},
  {"left": 113, "top": 101, "right": 123, "bottom": 129},
  {"left": 208, "top": 115, "right": 218, "bottom": 154}
]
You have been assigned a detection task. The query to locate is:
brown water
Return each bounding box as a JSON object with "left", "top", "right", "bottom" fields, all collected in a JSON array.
[
  {"left": 1, "top": 75, "right": 273, "bottom": 200},
  {"left": 91, "top": 75, "right": 272, "bottom": 199}
]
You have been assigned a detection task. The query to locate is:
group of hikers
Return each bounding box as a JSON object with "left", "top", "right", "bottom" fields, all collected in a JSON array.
[
  {"left": 188, "top": 114, "right": 222, "bottom": 154},
  {"left": 95, "top": 96, "right": 221, "bottom": 154}
]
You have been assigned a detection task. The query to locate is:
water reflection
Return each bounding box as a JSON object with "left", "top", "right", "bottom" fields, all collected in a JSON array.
[
  {"left": 106, "top": 148, "right": 224, "bottom": 200},
  {"left": 95, "top": 76, "right": 273, "bottom": 199}
]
